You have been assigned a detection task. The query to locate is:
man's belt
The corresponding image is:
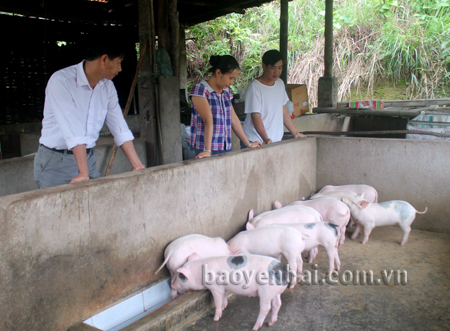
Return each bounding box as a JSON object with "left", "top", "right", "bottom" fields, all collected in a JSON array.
[{"left": 40, "top": 144, "right": 91, "bottom": 155}]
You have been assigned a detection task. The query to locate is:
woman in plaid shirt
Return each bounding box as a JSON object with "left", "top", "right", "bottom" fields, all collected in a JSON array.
[{"left": 190, "top": 55, "right": 262, "bottom": 158}]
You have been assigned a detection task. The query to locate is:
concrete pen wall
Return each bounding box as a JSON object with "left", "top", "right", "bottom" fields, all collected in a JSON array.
[
  {"left": 1, "top": 136, "right": 449, "bottom": 331},
  {"left": 0, "top": 139, "right": 147, "bottom": 197},
  {"left": 316, "top": 137, "right": 450, "bottom": 233},
  {"left": 0, "top": 138, "right": 317, "bottom": 331}
]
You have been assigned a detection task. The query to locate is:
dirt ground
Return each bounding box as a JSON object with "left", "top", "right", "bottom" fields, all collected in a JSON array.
[{"left": 182, "top": 226, "right": 450, "bottom": 331}]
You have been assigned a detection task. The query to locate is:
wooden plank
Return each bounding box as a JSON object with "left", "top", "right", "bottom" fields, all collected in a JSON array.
[
  {"left": 313, "top": 107, "right": 424, "bottom": 118},
  {"left": 338, "top": 98, "right": 450, "bottom": 108}
]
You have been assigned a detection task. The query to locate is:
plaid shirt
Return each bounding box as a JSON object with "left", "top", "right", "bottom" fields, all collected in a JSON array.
[{"left": 189, "top": 80, "right": 233, "bottom": 151}]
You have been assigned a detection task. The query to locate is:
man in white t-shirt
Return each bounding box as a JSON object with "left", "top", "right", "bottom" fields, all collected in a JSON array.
[{"left": 243, "top": 49, "right": 306, "bottom": 144}]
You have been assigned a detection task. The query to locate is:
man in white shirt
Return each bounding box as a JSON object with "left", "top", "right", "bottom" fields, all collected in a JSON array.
[
  {"left": 34, "top": 38, "right": 145, "bottom": 189},
  {"left": 243, "top": 49, "right": 306, "bottom": 145}
]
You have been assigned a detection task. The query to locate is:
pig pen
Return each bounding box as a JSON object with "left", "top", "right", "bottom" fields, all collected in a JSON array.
[
  {"left": 183, "top": 228, "right": 450, "bottom": 331},
  {"left": 0, "top": 137, "right": 449, "bottom": 331}
]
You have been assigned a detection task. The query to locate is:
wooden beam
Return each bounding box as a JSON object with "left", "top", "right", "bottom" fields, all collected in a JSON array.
[
  {"left": 324, "top": 0, "right": 333, "bottom": 77},
  {"left": 280, "top": 0, "right": 288, "bottom": 84},
  {"left": 1, "top": 0, "right": 275, "bottom": 28},
  {"left": 0, "top": 0, "right": 138, "bottom": 26},
  {"left": 178, "top": 0, "right": 269, "bottom": 10},
  {"left": 313, "top": 107, "right": 425, "bottom": 118},
  {"left": 338, "top": 99, "right": 450, "bottom": 108},
  {"left": 156, "top": 0, "right": 170, "bottom": 49},
  {"left": 168, "top": 0, "right": 179, "bottom": 77},
  {"left": 138, "top": 0, "right": 159, "bottom": 167},
  {"left": 178, "top": 0, "right": 273, "bottom": 26}
]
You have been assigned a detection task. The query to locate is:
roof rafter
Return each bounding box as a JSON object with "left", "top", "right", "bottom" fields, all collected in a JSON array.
[{"left": 0, "top": 0, "right": 274, "bottom": 27}]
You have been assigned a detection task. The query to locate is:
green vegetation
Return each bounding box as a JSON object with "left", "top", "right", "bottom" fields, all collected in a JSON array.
[{"left": 185, "top": 0, "right": 450, "bottom": 106}]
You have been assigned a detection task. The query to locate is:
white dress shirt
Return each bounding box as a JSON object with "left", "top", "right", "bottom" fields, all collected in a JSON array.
[{"left": 40, "top": 61, "right": 134, "bottom": 150}]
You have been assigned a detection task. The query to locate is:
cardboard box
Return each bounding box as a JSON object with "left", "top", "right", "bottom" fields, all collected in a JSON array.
[
  {"left": 286, "top": 84, "right": 309, "bottom": 116},
  {"left": 349, "top": 100, "right": 385, "bottom": 110}
]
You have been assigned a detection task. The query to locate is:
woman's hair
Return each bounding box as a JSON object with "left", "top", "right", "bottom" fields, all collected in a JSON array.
[
  {"left": 262, "top": 49, "right": 283, "bottom": 66},
  {"left": 208, "top": 55, "right": 240, "bottom": 74}
]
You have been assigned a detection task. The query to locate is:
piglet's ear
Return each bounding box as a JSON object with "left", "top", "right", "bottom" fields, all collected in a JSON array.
[
  {"left": 187, "top": 253, "right": 200, "bottom": 262},
  {"left": 274, "top": 201, "right": 283, "bottom": 209},
  {"left": 359, "top": 200, "right": 369, "bottom": 209},
  {"left": 246, "top": 222, "right": 254, "bottom": 230},
  {"left": 176, "top": 267, "right": 190, "bottom": 280},
  {"left": 248, "top": 209, "right": 254, "bottom": 221}
]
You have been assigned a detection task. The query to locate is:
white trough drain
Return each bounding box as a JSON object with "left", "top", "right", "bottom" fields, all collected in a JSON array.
[{"left": 83, "top": 278, "right": 172, "bottom": 331}]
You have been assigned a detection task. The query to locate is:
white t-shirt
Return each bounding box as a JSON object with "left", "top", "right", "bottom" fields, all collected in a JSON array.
[{"left": 243, "top": 78, "right": 289, "bottom": 143}]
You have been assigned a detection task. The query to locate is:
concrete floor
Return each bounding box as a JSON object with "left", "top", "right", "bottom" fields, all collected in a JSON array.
[{"left": 182, "top": 227, "right": 450, "bottom": 331}]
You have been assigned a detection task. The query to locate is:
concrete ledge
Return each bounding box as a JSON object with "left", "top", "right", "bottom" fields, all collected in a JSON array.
[
  {"left": 121, "top": 291, "right": 213, "bottom": 331},
  {"left": 1, "top": 115, "right": 142, "bottom": 158},
  {"left": 0, "top": 115, "right": 142, "bottom": 136},
  {"left": 0, "top": 154, "right": 36, "bottom": 197},
  {"left": 0, "top": 138, "right": 147, "bottom": 197}
]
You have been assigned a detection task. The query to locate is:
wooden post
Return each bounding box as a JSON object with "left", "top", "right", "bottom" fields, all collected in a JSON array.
[
  {"left": 154, "top": 0, "right": 182, "bottom": 165},
  {"left": 155, "top": 0, "right": 178, "bottom": 74},
  {"left": 156, "top": 0, "right": 169, "bottom": 49},
  {"left": 318, "top": 0, "right": 338, "bottom": 107},
  {"left": 105, "top": 42, "right": 147, "bottom": 176},
  {"left": 168, "top": 0, "right": 179, "bottom": 76},
  {"left": 280, "top": 0, "right": 289, "bottom": 84},
  {"left": 138, "top": 0, "right": 159, "bottom": 167},
  {"left": 324, "top": 0, "right": 333, "bottom": 77}
]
